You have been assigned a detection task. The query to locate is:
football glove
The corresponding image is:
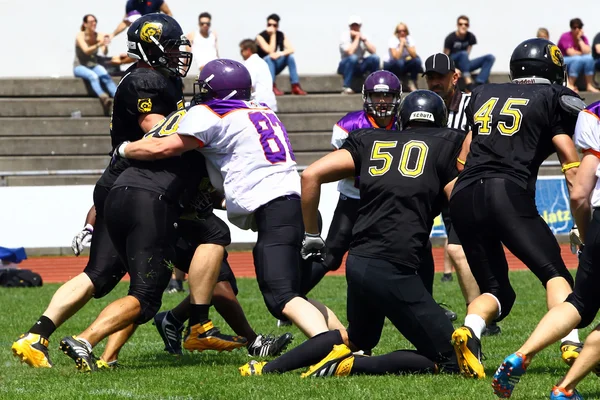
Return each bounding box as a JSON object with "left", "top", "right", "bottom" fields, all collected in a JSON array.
[
  {"left": 71, "top": 224, "right": 94, "bottom": 256},
  {"left": 569, "top": 226, "right": 583, "bottom": 255},
  {"left": 301, "top": 233, "right": 326, "bottom": 262}
]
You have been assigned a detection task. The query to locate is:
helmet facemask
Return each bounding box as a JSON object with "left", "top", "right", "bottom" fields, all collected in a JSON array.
[
  {"left": 129, "top": 35, "right": 192, "bottom": 78},
  {"left": 363, "top": 88, "right": 402, "bottom": 118}
]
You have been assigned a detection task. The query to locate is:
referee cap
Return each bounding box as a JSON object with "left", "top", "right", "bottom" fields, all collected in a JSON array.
[{"left": 423, "top": 53, "right": 456, "bottom": 76}]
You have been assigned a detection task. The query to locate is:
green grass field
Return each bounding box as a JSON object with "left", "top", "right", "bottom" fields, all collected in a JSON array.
[{"left": 1, "top": 272, "right": 600, "bottom": 400}]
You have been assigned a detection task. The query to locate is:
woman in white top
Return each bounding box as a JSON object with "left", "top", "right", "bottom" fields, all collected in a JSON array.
[
  {"left": 383, "top": 22, "right": 423, "bottom": 91},
  {"left": 186, "top": 12, "right": 219, "bottom": 72}
]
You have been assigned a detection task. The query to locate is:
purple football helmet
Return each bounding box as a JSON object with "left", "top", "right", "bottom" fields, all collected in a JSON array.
[
  {"left": 362, "top": 70, "right": 402, "bottom": 118},
  {"left": 193, "top": 59, "right": 252, "bottom": 104}
]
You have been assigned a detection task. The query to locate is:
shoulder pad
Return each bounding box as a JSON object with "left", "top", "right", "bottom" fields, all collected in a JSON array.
[{"left": 560, "top": 95, "right": 587, "bottom": 116}]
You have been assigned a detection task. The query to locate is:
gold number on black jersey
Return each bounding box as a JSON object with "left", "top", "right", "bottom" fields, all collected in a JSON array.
[
  {"left": 473, "top": 97, "right": 529, "bottom": 136},
  {"left": 399, "top": 140, "right": 429, "bottom": 178},
  {"left": 144, "top": 109, "right": 187, "bottom": 138},
  {"left": 368, "top": 140, "right": 397, "bottom": 176},
  {"left": 368, "top": 140, "right": 429, "bottom": 178}
]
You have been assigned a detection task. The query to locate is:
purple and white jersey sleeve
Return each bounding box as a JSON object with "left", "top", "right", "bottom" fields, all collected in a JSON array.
[{"left": 176, "top": 104, "right": 222, "bottom": 147}]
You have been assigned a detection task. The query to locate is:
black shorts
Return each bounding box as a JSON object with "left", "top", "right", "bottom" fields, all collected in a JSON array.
[
  {"left": 104, "top": 186, "right": 180, "bottom": 323},
  {"left": 323, "top": 194, "right": 360, "bottom": 271},
  {"left": 83, "top": 184, "right": 128, "bottom": 298},
  {"left": 450, "top": 178, "right": 572, "bottom": 320},
  {"left": 253, "top": 195, "right": 305, "bottom": 318},
  {"left": 566, "top": 209, "right": 600, "bottom": 328},
  {"left": 442, "top": 206, "right": 461, "bottom": 246},
  {"left": 345, "top": 254, "right": 455, "bottom": 363}
]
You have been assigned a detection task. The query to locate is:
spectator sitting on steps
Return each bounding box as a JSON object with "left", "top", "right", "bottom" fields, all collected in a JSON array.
[
  {"left": 558, "top": 18, "right": 600, "bottom": 93},
  {"left": 383, "top": 22, "right": 423, "bottom": 92}
]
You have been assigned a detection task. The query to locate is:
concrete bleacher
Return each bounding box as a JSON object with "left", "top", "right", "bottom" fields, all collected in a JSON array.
[{"left": 1, "top": 74, "right": 599, "bottom": 186}]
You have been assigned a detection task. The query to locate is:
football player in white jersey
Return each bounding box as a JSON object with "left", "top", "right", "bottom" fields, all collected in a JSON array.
[{"left": 115, "top": 60, "right": 344, "bottom": 365}]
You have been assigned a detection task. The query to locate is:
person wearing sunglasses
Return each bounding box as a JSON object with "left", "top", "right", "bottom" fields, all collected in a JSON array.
[
  {"left": 186, "top": 12, "right": 219, "bottom": 72},
  {"left": 443, "top": 15, "right": 495, "bottom": 92},
  {"left": 256, "top": 13, "right": 307, "bottom": 96}
]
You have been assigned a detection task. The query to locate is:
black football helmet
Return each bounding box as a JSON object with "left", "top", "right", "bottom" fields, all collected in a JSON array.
[
  {"left": 398, "top": 90, "right": 447, "bottom": 130},
  {"left": 126, "top": 13, "right": 192, "bottom": 77},
  {"left": 509, "top": 38, "right": 566, "bottom": 85}
]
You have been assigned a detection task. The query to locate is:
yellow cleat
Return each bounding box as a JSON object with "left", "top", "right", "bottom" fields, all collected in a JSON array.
[
  {"left": 560, "top": 341, "right": 583, "bottom": 366},
  {"left": 301, "top": 344, "right": 353, "bottom": 378},
  {"left": 96, "top": 359, "right": 118, "bottom": 370},
  {"left": 451, "top": 326, "right": 485, "bottom": 379},
  {"left": 183, "top": 320, "right": 247, "bottom": 353},
  {"left": 11, "top": 333, "right": 53, "bottom": 368},
  {"left": 239, "top": 360, "right": 268, "bottom": 376}
]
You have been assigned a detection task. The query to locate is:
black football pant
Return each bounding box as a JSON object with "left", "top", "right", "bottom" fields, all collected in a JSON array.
[
  {"left": 104, "top": 186, "right": 180, "bottom": 324},
  {"left": 305, "top": 194, "right": 435, "bottom": 295},
  {"left": 566, "top": 209, "right": 600, "bottom": 328},
  {"left": 450, "top": 178, "right": 573, "bottom": 321},
  {"left": 345, "top": 255, "right": 457, "bottom": 372},
  {"left": 83, "top": 184, "right": 128, "bottom": 298}
]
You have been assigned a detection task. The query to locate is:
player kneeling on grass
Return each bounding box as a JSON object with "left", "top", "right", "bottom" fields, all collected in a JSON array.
[
  {"left": 490, "top": 102, "right": 600, "bottom": 400},
  {"left": 239, "top": 90, "right": 464, "bottom": 377}
]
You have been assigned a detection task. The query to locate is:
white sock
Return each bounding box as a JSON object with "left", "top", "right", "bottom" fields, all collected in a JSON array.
[
  {"left": 76, "top": 336, "right": 93, "bottom": 352},
  {"left": 464, "top": 314, "right": 486, "bottom": 340},
  {"left": 561, "top": 329, "right": 580, "bottom": 344}
]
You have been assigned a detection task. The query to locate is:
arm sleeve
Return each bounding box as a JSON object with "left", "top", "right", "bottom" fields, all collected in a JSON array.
[
  {"left": 340, "top": 131, "right": 363, "bottom": 176},
  {"left": 176, "top": 105, "right": 221, "bottom": 146},
  {"left": 120, "top": 75, "right": 171, "bottom": 117},
  {"left": 444, "top": 34, "right": 453, "bottom": 51},
  {"left": 469, "top": 33, "right": 477, "bottom": 46},
  {"left": 574, "top": 111, "right": 600, "bottom": 155}
]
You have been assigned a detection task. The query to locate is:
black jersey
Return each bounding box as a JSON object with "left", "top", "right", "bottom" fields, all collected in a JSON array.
[
  {"left": 342, "top": 127, "right": 463, "bottom": 269},
  {"left": 113, "top": 108, "right": 209, "bottom": 204},
  {"left": 96, "top": 65, "right": 184, "bottom": 189},
  {"left": 454, "top": 83, "right": 579, "bottom": 196}
]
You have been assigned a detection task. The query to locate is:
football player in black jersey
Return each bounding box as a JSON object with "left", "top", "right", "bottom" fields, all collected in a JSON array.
[
  {"left": 10, "top": 13, "right": 193, "bottom": 369},
  {"left": 239, "top": 91, "right": 463, "bottom": 377},
  {"left": 446, "top": 38, "right": 589, "bottom": 383}
]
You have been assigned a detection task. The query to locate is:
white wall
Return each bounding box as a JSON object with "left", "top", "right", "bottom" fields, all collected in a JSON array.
[{"left": 4, "top": 0, "right": 598, "bottom": 78}]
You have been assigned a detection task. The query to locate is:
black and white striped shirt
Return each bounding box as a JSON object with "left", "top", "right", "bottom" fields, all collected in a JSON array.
[{"left": 447, "top": 88, "right": 471, "bottom": 132}]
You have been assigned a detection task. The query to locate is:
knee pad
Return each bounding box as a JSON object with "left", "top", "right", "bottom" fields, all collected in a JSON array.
[
  {"left": 84, "top": 269, "right": 125, "bottom": 299},
  {"left": 128, "top": 289, "right": 162, "bottom": 324},
  {"left": 566, "top": 292, "right": 597, "bottom": 329},
  {"left": 485, "top": 289, "right": 516, "bottom": 322}
]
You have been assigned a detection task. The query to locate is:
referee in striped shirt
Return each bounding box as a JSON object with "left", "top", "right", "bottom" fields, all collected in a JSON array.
[{"left": 423, "top": 52, "right": 500, "bottom": 336}]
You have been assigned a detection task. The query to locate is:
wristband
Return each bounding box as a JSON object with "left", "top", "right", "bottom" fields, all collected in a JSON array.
[
  {"left": 118, "top": 141, "right": 130, "bottom": 158},
  {"left": 457, "top": 158, "right": 466, "bottom": 165},
  {"left": 561, "top": 162, "right": 580, "bottom": 173},
  {"left": 305, "top": 232, "right": 321, "bottom": 237},
  {"left": 83, "top": 223, "right": 94, "bottom": 233}
]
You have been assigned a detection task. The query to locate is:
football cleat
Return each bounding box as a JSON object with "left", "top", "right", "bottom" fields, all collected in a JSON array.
[
  {"left": 183, "top": 320, "right": 247, "bottom": 352},
  {"left": 277, "top": 319, "right": 292, "bottom": 327},
  {"left": 301, "top": 344, "right": 353, "bottom": 378},
  {"left": 492, "top": 352, "right": 528, "bottom": 398},
  {"left": 247, "top": 333, "right": 294, "bottom": 357},
  {"left": 165, "top": 278, "right": 185, "bottom": 294},
  {"left": 239, "top": 360, "right": 268, "bottom": 376},
  {"left": 96, "top": 359, "right": 118, "bottom": 369},
  {"left": 153, "top": 311, "right": 185, "bottom": 355},
  {"left": 561, "top": 341, "right": 583, "bottom": 366},
  {"left": 441, "top": 273, "right": 453, "bottom": 282},
  {"left": 452, "top": 326, "right": 485, "bottom": 379},
  {"left": 482, "top": 322, "right": 502, "bottom": 337},
  {"left": 59, "top": 336, "right": 97, "bottom": 372},
  {"left": 11, "top": 333, "right": 53, "bottom": 368},
  {"left": 550, "top": 386, "right": 584, "bottom": 400}
]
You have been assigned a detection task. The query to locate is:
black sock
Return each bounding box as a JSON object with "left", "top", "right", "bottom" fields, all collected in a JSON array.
[
  {"left": 28, "top": 316, "right": 56, "bottom": 338},
  {"left": 263, "top": 330, "right": 343, "bottom": 374},
  {"left": 189, "top": 304, "right": 210, "bottom": 326},
  {"left": 352, "top": 350, "right": 437, "bottom": 375}
]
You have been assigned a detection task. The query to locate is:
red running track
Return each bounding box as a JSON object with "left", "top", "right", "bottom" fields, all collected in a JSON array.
[{"left": 19, "top": 245, "right": 579, "bottom": 284}]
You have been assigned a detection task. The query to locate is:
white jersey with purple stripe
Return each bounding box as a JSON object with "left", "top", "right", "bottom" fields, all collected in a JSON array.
[
  {"left": 176, "top": 99, "right": 300, "bottom": 230},
  {"left": 332, "top": 110, "right": 398, "bottom": 199},
  {"left": 574, "top": 101, "right": 600, "bottom": 208}
]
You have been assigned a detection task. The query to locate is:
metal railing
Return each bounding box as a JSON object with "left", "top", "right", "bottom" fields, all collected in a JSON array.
[{"left": 0, "top": 160, "right": 562, "bottom": 180}]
